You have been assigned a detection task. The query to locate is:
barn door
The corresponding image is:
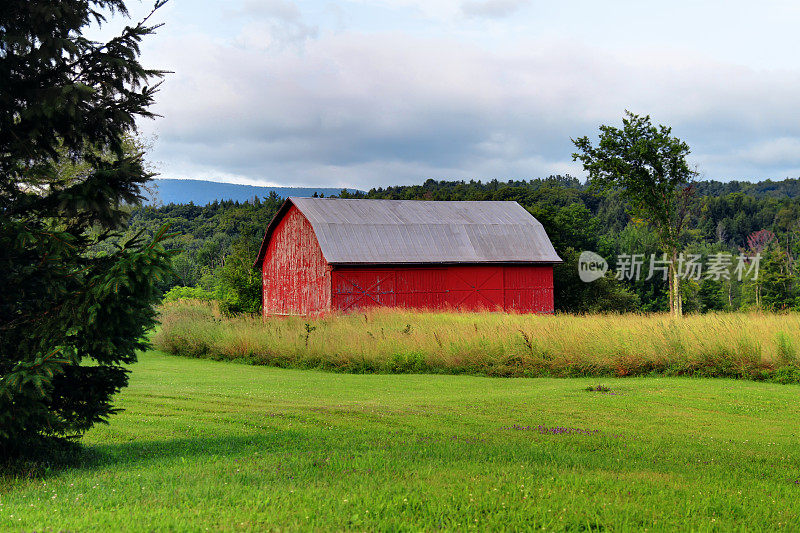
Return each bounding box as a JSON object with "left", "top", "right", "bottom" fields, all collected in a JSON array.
[
  {"left": 445, "top": 266, "right": 504, "bottom": 310},
  {"left": 503, "top": 266, "right": 554, "bottom": 313},
  {"left": 333, "top": 270, "right": 396, "bottom": 311}
]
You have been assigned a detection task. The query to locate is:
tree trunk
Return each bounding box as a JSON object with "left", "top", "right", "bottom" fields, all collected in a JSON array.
[{"left": 670, "top": 251, "right": 683, "bottom": 318}]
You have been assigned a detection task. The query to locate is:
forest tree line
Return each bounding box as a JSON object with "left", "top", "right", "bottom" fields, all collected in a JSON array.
[{"left": 126, "top": 177, "right": 800, "bottom": 314}]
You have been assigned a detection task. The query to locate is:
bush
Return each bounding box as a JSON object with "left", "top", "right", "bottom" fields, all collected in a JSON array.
[
  {"left": 215, "top": 243, "right": 262, "bottom": 316},
  {"left": 163, "top": 286, "right": 216, "bottom": 303}
]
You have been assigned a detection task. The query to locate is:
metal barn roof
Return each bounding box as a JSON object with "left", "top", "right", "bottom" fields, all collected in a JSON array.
[{"left": 255, "top": 198, "right": 562, "bottom": 266}]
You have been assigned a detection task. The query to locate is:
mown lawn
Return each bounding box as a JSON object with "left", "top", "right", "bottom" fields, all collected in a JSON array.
[{"left": 2, "top": 351, "right": 800, "bottom": 531}]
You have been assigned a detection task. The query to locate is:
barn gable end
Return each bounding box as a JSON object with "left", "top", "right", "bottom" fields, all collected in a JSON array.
[{"left": 262, "top": 204, "right": 331, "bottom": 315}]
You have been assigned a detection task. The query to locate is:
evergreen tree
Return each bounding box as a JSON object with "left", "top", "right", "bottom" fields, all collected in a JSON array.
[
  {"left": 0, "top": 0, "right": 171, "bottom": 455},
  {"left": 759, "top": 244, "right": 797, "bottom": 310}
]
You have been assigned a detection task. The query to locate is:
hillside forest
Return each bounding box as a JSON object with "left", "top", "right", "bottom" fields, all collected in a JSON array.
[{"left": 121, "top": 177, "right": 800, "bottom": 314}]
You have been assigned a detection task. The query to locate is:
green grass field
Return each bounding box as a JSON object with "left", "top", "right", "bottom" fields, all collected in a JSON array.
[{"left": 3, "top": 351, "right": 800, "bottom": 531}]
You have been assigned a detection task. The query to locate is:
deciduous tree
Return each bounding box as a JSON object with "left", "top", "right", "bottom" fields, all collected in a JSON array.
[{"left": 572, "top": 112, "right": 696, "bottom": 317}]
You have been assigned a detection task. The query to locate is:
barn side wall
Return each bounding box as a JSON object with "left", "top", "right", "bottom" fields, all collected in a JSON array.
[
  {"left": 331, "top": 265, "right": 554, "bottom": 313},
  {"left": 262, "top": 205, "right": 331, "bottom": 316}
]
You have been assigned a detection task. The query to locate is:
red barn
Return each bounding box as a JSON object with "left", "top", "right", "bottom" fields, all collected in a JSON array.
[{"left": 254, "top": 198, "right": 561, "bottom": 316}]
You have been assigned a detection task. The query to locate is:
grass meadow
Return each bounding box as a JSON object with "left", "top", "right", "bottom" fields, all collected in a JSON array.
[
  {"left": 154, "top": 301, "right": 800, "bottom": 382},
  {"left": 2, "top": 350, "right": 800, "bottom": 531}
]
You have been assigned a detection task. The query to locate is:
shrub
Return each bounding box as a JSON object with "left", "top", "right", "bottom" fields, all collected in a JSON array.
[{"left": 163, "top": 286, "right": 216, "bottom": 303}]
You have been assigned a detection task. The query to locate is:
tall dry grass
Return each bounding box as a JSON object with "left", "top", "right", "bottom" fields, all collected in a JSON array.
[{"left": 152, "top": 301, "right": 800, "bottom": 382}]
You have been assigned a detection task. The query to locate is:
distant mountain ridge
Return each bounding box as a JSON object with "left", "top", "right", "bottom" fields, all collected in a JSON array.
[
  {"left": 146, "top": 179, "right": 361, "bottom": 206},
  {"left": 145, "top": 177, "right": 800, "bottom": 207}
]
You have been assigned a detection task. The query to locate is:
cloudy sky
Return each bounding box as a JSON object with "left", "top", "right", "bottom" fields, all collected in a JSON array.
[{"left": 105, "top": 0, "right": 800, "bottom": 189}]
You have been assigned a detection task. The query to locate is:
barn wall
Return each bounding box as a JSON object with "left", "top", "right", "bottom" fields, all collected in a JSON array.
[
  {"left": 331, "top": 265, "right": 554, "bottom": 313},
  {"left": 262, "top": 205, "right": 331, "bottom": 315}
]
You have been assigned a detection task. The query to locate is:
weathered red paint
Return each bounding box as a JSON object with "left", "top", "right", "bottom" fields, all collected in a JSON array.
[
  {"left": 262, "top": 207, "right": 555, "bottom": 316},
  {"left": 262, "top": 205, "right": 331, "bottom": 315}
]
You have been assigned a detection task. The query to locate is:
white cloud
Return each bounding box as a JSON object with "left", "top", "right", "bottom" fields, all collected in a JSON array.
[
  {"left": 137, "top": 3, "right": 800, "bottom": 188},
  {"left": 344, "top": 0, "right": 463, "bottom": 19},
  {"left": 232, "top": 0, "right": 318, "bottom": 49},
  {"left": 461, "top": 0, "right": 530, "bottom": 18},
  {"left": 741, "top": 138, "right": 800, "bottom": 166}
]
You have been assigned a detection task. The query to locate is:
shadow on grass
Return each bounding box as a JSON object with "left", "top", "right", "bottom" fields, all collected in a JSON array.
[
  {"left": 1, "top": 437, "right": 86, "bottom": 481},
  {"left": 2, "top": 431, "right": 316, "bottom": 481}
]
